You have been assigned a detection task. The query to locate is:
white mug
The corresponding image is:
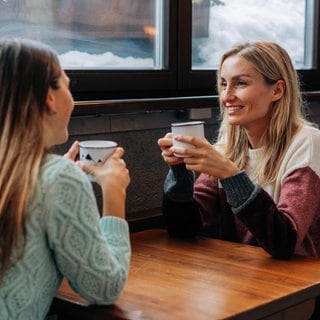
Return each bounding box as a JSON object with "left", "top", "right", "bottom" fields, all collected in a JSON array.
[
  {"left": 171, "top": 121, "right": 205, "bottom": 157},
  {"left": 79, "top": 140, "right": 118, "bottom": 181}
]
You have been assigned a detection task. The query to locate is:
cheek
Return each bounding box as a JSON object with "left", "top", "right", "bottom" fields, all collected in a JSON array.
[
  {"left": 250, "top": 101, "right": 273, "bottom": 120},
  {"left": 65, "top": 92, "right": 74, "bottom": 115},
  {"left": 244, "top": 89, "right": 270, "bottom": 109}
]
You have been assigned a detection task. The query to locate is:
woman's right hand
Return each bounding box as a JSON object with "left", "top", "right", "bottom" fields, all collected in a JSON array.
[
  {"left": 78, "top": 147, "right": 130, "bottom": 219},
  {"left": 63, "top": 140, "right": 80, "bottom": 161},
  {"left": 157, "top": 132, "right": 184, "bottom": 166}
]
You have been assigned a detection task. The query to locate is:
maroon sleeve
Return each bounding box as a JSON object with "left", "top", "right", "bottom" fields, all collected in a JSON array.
[
  {"left": 194, "top": 173, "right": 221, "bottom": 228},
  {"left": 237, "top": 167, "right": 320, "bottom": 259}
]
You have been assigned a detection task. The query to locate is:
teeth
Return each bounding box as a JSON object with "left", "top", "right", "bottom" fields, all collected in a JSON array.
[{"left": 228, "top": 106, "right": 242, "bottom": 111}]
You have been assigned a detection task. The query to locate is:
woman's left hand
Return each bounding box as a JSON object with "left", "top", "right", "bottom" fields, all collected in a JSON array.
[
  {"left": 172, "top": 135, "right": 240, "bottom": 179},
  {"left": 63, "top": 141, "right": 79, "bottom": 161}
]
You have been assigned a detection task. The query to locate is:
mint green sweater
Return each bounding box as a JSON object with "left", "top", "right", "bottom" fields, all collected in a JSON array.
[{"left": 0, "top": 154, "right": 131, "bottom": 320}]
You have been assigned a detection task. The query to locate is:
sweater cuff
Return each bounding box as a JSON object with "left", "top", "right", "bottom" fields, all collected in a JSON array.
[
  {"left": 99, "top": 216, "right": 130, "bottom": 238},
  {"left": 220, "top": 171, "right": 261, "bottom": 213},
  {"left": 163, "top": 164, "right": 195, "bottom": 202}
]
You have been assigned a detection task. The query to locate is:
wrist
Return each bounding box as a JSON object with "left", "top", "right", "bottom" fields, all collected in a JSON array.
[
  {"left": 217, "top": 160, "right": 240, "bottom": 179},
  {"left": 102, "top": 186, "right": 126, "bottom": 218}
]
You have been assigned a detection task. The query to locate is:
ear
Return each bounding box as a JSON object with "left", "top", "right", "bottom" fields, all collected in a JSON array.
[
  {"left": 271, "top": 80, "right": 285, "bottom": 102},
  {"left": 45, "top": 87, "right": 57, "bottom": 115}
]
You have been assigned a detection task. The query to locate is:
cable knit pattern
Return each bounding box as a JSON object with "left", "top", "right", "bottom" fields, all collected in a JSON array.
[{"left": 0, "top": 154, "right": 131, "bottom": 320}]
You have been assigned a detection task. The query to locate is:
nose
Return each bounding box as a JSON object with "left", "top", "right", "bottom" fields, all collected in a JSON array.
[{"left": 221, "top": 85, "right": 236, "bottom": 104}]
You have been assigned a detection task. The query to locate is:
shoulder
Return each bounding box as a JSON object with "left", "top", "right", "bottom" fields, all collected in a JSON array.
[
  {"left": 294, "top": 125, "right": 320, "bottom": 143},
  {"left": 289, "top": 125, "right": 320, "bottom": 158},
  {"left": 283, "top": 125, "right": 320, "bottom": 176}
]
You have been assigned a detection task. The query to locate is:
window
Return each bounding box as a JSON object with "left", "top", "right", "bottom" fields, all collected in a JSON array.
[
  {"left": 0, "top": 0, "right": 175, "bottom": 100},
  {"left": 192, "top": 0, "right": 314, "bottom": 70},
  {"left": 0, "top": 0, "right": 166, "bottom": 70},
  {"left": 0, "top": 0, "right": 319, "bottom": 103},
  {"left": 180, "top": 0, "right": 320, "bottom": 95}
]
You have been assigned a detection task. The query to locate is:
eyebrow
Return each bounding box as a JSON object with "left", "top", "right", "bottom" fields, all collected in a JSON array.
[{"left": 220, "top": 74, "right": 252, "bottom": 80}]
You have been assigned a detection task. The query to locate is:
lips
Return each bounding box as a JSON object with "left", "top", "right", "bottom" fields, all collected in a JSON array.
[
  {"left": 226, "top": 105, "right": 244, "bottom": 115},
  {"left": 227, "top": 105, "right": 243, "bottom": 111}
]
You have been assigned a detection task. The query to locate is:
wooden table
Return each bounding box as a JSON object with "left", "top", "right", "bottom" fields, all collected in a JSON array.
[{"left": 50, "top": 229, "right": 320, "bottom": 320}]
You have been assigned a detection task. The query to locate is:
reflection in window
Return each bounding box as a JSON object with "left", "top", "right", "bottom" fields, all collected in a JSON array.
[
  {"left": 0, "top": 0, "right": 165, "bottom": 70},
  {"left": 192, "top": 0, "right": 314, "bottom": 70}
]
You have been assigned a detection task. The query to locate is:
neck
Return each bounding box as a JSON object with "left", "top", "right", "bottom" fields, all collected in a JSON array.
[{"left": 245, "top": 126, "right": 267, "bottom": 149}]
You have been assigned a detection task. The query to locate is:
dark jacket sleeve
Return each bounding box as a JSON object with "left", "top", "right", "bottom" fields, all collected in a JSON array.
[
  {"left": 162, "top": 164, "right": 202, "bottom": 237},
  {"left": 163, "top": 197, "right": 202, "bottom": 237}
]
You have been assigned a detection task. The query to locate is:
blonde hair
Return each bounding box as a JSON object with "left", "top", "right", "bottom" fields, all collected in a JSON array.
[
  {"left": 216, "top": 41, "right": 312, "bottom": 184},
  {"left": 0, "top": 38, "right": 61, "bottom": 280}
]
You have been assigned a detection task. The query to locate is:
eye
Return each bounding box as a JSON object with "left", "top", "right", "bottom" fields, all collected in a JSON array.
[
  {"left": 220, "top": 80, "right": 227, "bottom": 88},
  {"left": 236, "top": 80, "right": 246, "bottom": 86}
]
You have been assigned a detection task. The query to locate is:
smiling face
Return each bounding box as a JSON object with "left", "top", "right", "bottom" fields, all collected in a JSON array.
[{"left": 219, "top": 55, "right": 281, "bottom": 142}]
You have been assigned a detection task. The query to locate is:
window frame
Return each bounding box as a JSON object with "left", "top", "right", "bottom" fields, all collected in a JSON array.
[
  {"left": 67, "top": 0, "right": 320, "bottom": 107},
  {"left": 69, "top": 0, "right": 177, "bottom": 101},
  {"left": 178, "top": 0, "right": 320, "bottom": 95}
]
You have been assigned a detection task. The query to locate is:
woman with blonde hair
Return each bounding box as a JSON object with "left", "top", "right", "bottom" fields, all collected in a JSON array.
[
  {"left": 158, "top": 41, "right": 320, "bottom": 260},
  {"left": 0, "top": 38, "right": 131, "bottom": 320}
]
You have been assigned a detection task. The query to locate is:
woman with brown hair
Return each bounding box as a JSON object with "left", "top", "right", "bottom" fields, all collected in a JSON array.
[{"left": 0, "top": 38, "right": 131, "bottom": 320}]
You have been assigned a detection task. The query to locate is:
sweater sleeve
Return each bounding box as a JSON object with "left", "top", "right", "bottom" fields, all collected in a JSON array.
[
  {"left": 163, "top": 164, "right": 202, "bottom": 237},
  {"left": 219, "top": 126, "right": 320, "bottom": 259},
  {"left": 222, "top": 168, "right": 320, "bottom": 259},
  {"left": 164, "top": 163, "right": 195, "bottom": 201},
  {"left": 220, "top": 171, "right": 261, "bottom": 213},
  {"left": 44, "top": 160, "right": 131, "bottom": 305}
]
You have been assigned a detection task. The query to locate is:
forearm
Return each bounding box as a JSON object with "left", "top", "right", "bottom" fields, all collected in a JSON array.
[
  {"left": 70, "top": 217, "right": 131, "bottom": 305},
  {"left": 236, "top": 191, "right": 296, "bottom": 259},
  {"left": 164, "top": 164, "right": 195, "bottom": 201},
  {"left": 220, "top": 171, "right": 296, "bottom": 259},
  {"left": 163, "top": 164, "right": 201, "bottom": 237},
  {"left": 102, "top": 185, "right": 127, "bottom": 219}
]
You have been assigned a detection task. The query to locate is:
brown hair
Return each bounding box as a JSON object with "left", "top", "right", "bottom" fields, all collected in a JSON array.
[{"left": 0, "top": 38, "right": 61, "bottom": 281}]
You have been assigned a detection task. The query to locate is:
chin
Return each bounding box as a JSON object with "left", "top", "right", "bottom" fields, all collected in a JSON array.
[
  {"left": 228, "top": 120, "right": 242, "bottom": 126},
  {"left": 56, "top": 134, "right": 69, "bottom": 146}
]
